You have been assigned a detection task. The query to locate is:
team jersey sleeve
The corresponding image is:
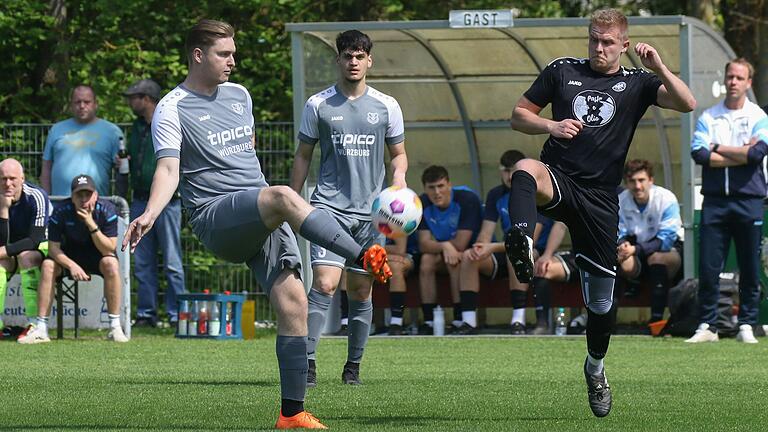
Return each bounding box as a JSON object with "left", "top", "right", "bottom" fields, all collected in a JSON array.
[
  {"left": 456, "top": 192, "right": 482, "bottom": 232},
  {"left": 297, "top": 98, "right": 320, "bottom": 145},
  {"left": 386, "top": 100, "right": 405, "bottom": 145},
  {"left": 48, "top": 205, "right": 64, "bottom": 243},
  {"left": 523, "top": 63, "right": 558, "bottom": 108},
  {"left": 690, "top": 114, "right": 712, "bottom": 166},
  {"left": 98, "top": 202, "right": 119, "bottom": 238},
  {"left": 654, "top": 199, "right": 681, "bottom": 252},
  {"left": 483, "top": 188, "right": 500, "bottom": 222},
  {"left": 641, "top": 71, "right": 663, "bottom": 107},
  {"left": 152, "top": 96, "right": 183, "bottom": 159}
]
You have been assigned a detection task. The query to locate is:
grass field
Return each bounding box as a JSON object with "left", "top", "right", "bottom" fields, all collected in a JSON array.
[{"left": 2, "top": 331, "right": 767, "bottom": 431}]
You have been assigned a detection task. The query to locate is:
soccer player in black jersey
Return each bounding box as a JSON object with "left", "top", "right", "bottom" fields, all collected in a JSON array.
[{"left": 505, "top": 9, "right": 695, "bottom": 417}]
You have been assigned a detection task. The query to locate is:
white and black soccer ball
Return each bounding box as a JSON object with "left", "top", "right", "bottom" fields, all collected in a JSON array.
[{"left": 371, "top": 186, "right": 423, "bottom": 238}]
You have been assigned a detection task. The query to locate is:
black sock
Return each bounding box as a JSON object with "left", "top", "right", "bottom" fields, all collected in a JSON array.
[
  {"left": 422, "top": 303, "right": 436, "bottom": 322},
  {"left": 340, "top": 290, "right": 349, "bottom": 322},
  {"left": 281, "top": 399, "right": 304, "bottom": 417},
  {"left": 533, "top": 278, "right": 550, "bottom": 325},
  {"left": 459, "top": 291, "right": 478, "bottom": 314},
  {"left": 389, "top": 292, "right": 405, "bottom": 319},
  {"left": 586, "top": 305, "right": 616, "bottom": 360},
  {"left": 648, "top": 264, "right": 668, "bottom": 322},
  {"left": 510, "top": 289, "right": 527, "bottom": 309},
  {"left": 508, "top": 170, "right": 538, "bottom": 238},
  {"left": 453, "top": 302, "right": 462, "bottom": 322}
]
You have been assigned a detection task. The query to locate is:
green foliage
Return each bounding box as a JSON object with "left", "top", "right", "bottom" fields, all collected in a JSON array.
[{"left": 0, "top": 0, "right": 694, "bottom": 124}]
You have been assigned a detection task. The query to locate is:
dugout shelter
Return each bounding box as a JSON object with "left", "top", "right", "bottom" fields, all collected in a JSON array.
[{"left": 287, "top": 16, "right": 753, "bottom": 280}]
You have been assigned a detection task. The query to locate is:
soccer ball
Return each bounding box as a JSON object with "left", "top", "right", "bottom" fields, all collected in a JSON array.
[{"left": 371, "top": 186, "right": 423, "bottom": 238}]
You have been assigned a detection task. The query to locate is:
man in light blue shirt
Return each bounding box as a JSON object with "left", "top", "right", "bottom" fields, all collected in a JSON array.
[{"left": 40, "top": 85, "right": 123, "bottom": 196}]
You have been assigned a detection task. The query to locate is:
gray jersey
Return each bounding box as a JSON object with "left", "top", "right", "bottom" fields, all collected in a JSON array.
[
  {"left": 298, "top": 85, "right": 404, "bottom": 220},
  {"left": 153, "top": 82, "right": 267, "bottom": 215}
]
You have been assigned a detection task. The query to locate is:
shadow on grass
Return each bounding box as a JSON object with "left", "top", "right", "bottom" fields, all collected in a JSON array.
[{"left": 122, "top": 378, "right": 273, "bottom": 387}]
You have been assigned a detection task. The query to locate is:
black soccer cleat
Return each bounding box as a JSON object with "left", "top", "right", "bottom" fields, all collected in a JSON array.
[
  {"left": 504, "top": 226, "right": 534, "bottom": 283},
  {"left": 341, "top": 362, "right": 362, "bottom": 385},
  {"left": 510, "top": 322, "right": 527, "bottom": 335},
  {"left": 388, "top": 324, "right": 404, "bottom": 336},
  {"left": 306, "top": 359, "right": 317, "bottom": 388},
  {"left": 455, "top": 323, "right": 479, "bottom": 335},
  {"left": 584, "top": 358, "right": 612, "bottom": 417}
]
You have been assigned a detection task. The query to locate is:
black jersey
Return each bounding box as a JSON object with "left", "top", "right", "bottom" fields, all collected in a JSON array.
[{"left": 524, "top": 57, "right": 662, "bottom": 188}]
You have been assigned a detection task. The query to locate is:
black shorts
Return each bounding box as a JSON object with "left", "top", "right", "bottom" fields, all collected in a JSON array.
[
  {"left": 484, "top": 252, "right": 510, "bottom": 280},
  {"left": 539, "top": 165, "right": 618, "bottom": 278},
  {"left": 631, "top": 240, "right": 684, "bottom": 284},
  {"left": 553, "top": 251, "right": 579, "bottom": 283},
  {"left": 63, "top": 248, "right": 113, "bottom": 276}
]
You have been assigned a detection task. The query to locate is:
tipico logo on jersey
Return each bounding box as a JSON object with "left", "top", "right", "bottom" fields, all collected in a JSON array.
[
  {"left": 331, "top": 131, "right": 374, "bottom": 157},
  {"left": 572, "top": 90, "right": 616, "bottom": 127},
  {"left": 367, "top": 112, "right": 379, "bottom": 124},
  {"left": 231, "top": 103, "right": 244, "bottom": 115}
]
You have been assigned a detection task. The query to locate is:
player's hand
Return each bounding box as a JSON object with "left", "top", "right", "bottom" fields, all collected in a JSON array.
[
  {"left": 634, "top": 43, "right": 664, "bottom": 72},
  {"left": 122, "top": 212, "right": 156, "bottom": 253},
  {"left": 0, "top": 194, "right": 13, "bottom": 210},
  {"left": 68, "top": 264, "right": 91, "bottom": 282},
  {"left": 469, "top": 243, "right": 492, "bottom": 261},
  {"left": 534, "top": 254, "right": 552, "bottom": 277},
  {"left": 76, "top": 206, "right": 96, "bottom": 226},
  {"left": 391, "top": 174, "right": 407, "bottom": 190},
  {"left": 442, "top": 243, "right": 462, "bottom": 266},
  {"left": 548, "top": 119, "right": 583, "bottom": 139}
]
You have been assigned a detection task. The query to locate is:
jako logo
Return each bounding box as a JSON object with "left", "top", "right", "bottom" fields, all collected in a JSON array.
[
  {"left": 331, "top": 115, "right": 344, "bottom": 121},
  {"left": 199, "top": 114, "right": 211, "bottom": 121},
  {"left": 332, "top": 133, "right": 375, "bottom": 146},
  {"left": 568, "top": 80, "right": 582, "bottom": 86},
  {"left": 207, "top": 125, "right": 253, "bottom": 146}
]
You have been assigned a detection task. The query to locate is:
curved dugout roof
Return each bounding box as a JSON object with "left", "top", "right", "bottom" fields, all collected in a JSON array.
[{"left": 288, "top": 16, "right": 746, "bottom": 279}]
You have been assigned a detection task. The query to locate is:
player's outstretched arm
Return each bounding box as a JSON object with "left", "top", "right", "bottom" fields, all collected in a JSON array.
[
  {"left": 635, "top": 43, "right": 696, "bottom": 113},
  {"left": 122, "top": 157, "right": 179, "bottom": 252},
  {"left": 511, "top": 96, "right": 583, "bottom": 139}
]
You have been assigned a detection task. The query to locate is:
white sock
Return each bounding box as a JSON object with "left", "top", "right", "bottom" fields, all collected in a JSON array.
[
  {"left": 109, "top": 314, "right": 121, "bottom": 329},
  {"left": 36, "top": 316, "right": 49, "bottom": 333},
  {"left": 461, "top": 310, "right": 477, "bottom": 328},
  {"left": 586, "top": 355, "right": 604, "bottom": 375},
  {"left": 390, "top": 316, "right": 403, "bottom": 326},
  {"left": 511, "top": 308, "right": 525, "bottom": 324},
  {"left": 340, "top": 317, "right": 348, "bottom": 326}
]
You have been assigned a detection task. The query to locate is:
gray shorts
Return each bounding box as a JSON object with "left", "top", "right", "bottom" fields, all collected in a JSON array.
[
  {"left": 189, "top": 188, "right": 303, "bottom": 292},
  {"left": 310, "top": 208, "right": 383, "bottom": 275}
]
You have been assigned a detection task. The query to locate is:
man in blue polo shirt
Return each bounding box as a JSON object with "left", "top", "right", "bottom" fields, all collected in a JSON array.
[
  {"left": 19, "top": 174, "right": 128, "bottom": 343},
  {"left": 417, "top": 165, "right": 482, "bottom": 334},
  {"left": 0, "top": 159, "right": 51, "bottom": 336}
]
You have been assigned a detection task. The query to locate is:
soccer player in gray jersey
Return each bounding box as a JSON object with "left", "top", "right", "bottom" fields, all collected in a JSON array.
[
  {"left": 291, "top": 30, "right": 407, "bottom": 388},
  {"left": 123, "top": 20, "right": 392, "bottom": 430}
]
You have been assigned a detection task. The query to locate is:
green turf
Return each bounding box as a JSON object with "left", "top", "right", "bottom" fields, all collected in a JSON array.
[{"left": 2, "top": 333, "right": 767, "bottom": 431}]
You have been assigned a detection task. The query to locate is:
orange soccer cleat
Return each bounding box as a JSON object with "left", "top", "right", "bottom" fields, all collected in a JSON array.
[
  {"left": 362, "top": 244, "right": 392, "bottom": 283},
  {"left": 275, "top": 410, "right": 328, "bottom": 429}
]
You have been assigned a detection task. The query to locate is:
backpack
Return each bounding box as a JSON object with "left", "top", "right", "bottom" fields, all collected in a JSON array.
[{"left": 660, "top": 278, "right": 699, "bottom": 337}]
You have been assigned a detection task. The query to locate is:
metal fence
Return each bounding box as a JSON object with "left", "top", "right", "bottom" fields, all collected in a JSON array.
[{"left": 1, "top": 122, "right": 295, "bottom": 323}]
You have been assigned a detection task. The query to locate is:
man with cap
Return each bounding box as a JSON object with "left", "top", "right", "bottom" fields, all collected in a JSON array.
[
  {"left": 123, "top": 79, "right": 185, "bottom": 328},
  {"left": 18, "top": 174, "right": 128, "bottom": 343}
]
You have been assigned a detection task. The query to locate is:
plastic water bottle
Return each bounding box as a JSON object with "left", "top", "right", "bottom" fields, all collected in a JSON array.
[
  {"left": 208, "top": 301, "right": 221, "bottom": 336},
  {"left": 198, "top": 291, "right": 209, "bottom": 335},
  {"left": 178, "top": 300, "right": 189, "bottom": 336},
  {"left": 433, "top": 306, "right": 445, "bottom": 336},
  {"left": 555, "top": 307, "right": 567, "bottom": 336},
  {"left": 224, "top": 290, "right": 232, "bottom": 336},
  {"left": 117, "top": 136, "right": 130, "bottom": 175},
  {"left": 188, "top": 300, "right": 198, "bottom": 336}
]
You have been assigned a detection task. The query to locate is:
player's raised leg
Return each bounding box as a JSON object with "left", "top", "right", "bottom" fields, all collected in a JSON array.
[{"left": 504, "top": 159, "right": 555, "bottom": 283}]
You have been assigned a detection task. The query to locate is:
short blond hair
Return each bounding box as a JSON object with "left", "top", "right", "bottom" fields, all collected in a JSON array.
[
  {"left": 725, "top": 57, "right": 754, "bottom": 79},
  {"left": 589, "top": 9, "right": 628, "bottom": 41},
  {"left": 185, "top": 19, "right": 235, "bottom": 60}
]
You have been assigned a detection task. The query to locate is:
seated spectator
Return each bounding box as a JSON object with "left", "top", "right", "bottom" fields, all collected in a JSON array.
[
  {"left": 18, "top": 174, "right": 128, "bottom": 343},
  {"left": 0, "top": 159, "right": 51, "bottom": 338},
  {"left": 616, "top": 159, "right": 683, "bottom": 328},
  {"left": 383, "top": 235, "right": 416, "bottom": 335},
  {"left": 417, "top": 165, "right": 482, "bottom": 334}
]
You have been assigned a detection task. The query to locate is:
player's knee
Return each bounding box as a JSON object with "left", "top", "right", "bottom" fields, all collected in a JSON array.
[
  {"left": 17, "top": 251, "right": 42, "bottom": 269},
  {"left": 100, "top": 256, "right": 119, "bottom": 277},
  {"left": 311, "top": 275, "right": 338, "bottom": 295},
  {"left": 586, "top": 298, "right": 613, "bottom": 315},
  {"left": 270, "top": 185, "right": 301, "bottom": 208}
]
